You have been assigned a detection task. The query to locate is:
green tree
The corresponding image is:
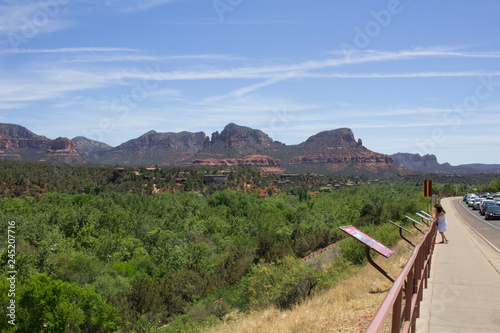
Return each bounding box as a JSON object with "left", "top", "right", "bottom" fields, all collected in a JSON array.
[{"left": 15, "top": 274, "right": 120, "bottom": 332}]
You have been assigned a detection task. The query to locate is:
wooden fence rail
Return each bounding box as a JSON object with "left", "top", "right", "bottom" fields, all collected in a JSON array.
[{"left": 365, "top": 219, "right": 438, "bottom": 332}]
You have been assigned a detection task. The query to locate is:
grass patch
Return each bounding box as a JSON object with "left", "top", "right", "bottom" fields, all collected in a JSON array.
[{"left": 204, "top": 227, "right": 424, "bottom": 333}]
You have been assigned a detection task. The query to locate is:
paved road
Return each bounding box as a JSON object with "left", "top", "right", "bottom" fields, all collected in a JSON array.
[
  {"left": 453, "top": 198, "right": 500, "bottom": 252},
  {"left": 416, "top": 197, "right": 500, "bottom": 333}
]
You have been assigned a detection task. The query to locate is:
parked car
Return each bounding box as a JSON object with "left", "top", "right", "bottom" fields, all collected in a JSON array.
[
  {"left": 480, "top": 200, "right": 496, "bottom": 215},
  {"left": 485, "top": 206, "right": 500, "bottom": 220},
  {"left": 470, "top": 197, "right": 482, "bottom": 208},
  {"left": 473, "top": 198, "right": 486, "bottom": 210},
  {"left": 467, "top": 196, "right": 478, "bottom": 207}
]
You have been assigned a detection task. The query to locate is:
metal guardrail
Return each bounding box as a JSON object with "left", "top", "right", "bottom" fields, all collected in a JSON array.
[{"left": 365, "top": 219, "right": 438, "bottom": 332}]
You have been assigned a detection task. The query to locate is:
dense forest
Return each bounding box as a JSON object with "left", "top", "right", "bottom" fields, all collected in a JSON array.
[
  {"left": 1, "top": 160, "right": 499, "bottom": 332},
  {"left": 1, "top": 160, "right": 498, "bottom": 200},
  {"left": 0, "top": 160, "right": 360, "bottom": 199}
]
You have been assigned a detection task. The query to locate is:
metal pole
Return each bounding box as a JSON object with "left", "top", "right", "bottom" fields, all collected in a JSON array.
[{"left": 365, "top": 245, "right": 395, "bottom": 283}]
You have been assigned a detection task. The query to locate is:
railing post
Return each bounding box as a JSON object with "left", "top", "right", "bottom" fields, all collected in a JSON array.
[
  {"left": 392, "top": 289, "right": 403, "bottom": 333},
  {"left": 403, "top": 266, "right": 414, "bottom": 331}
]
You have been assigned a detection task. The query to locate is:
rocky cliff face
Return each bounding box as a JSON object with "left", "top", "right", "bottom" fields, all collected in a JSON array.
[
  {"left": 43, "top": 137, "right": 86, "bottom": 164},
  {"left": 271, "top": 128, "right": 405, "bottom": 175},
  {"left": 193, "top": 155, "right": 283, "bottom": 172},
  {"left": 0, "top": 122, "right": 410, "bottom": 175},
  {"left": 304, "top": 128, "right": 356, "bottom": 147},
  {"left": 0, "top": 124, "right": 85, "bottom": 163},
  {"left": 0, "top": 123, "right": 49, "bottom": 154},
  {"left": 199, "top": 123, "right": 274, "bottom": 158},
  {"left": 93, "top": 130, "right": 207, "bottom": 166},
  {"left": 192, "top": 123, "right": 286, "bottom": 171},
  {"left": 193, "top": 126, "right": 405, "bottom": 175}
]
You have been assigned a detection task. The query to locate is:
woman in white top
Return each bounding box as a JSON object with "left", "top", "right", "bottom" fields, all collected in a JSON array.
[{"left": 433, "top": 205, "right": 448, "bottom": 244}]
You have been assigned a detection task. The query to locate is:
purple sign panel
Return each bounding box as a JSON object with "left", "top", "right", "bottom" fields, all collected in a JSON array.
[{"left": 339, "top": 225, "right": 395, "bottom": 258}]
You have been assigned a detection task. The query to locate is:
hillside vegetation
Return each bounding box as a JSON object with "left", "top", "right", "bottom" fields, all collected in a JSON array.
[{"left": 0, "top": 159, "right": 429, "bottom": 331}]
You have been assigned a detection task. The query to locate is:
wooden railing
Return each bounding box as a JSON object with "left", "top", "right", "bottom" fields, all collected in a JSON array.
[{"left": 365, "top": 219, "right": 438, "bottom": 332}]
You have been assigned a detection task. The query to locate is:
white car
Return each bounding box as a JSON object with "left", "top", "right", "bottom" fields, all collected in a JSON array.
[
  {"left": 472, "top": 198, "right": 486, "bottom": 210},
  {"left": 468, "top": 196, "right": 478, "bottom": 207}
]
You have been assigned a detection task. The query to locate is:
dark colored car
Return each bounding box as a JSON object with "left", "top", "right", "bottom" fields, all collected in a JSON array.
[
  {"left": 484, "top": 206, "right": 500, "bottom": 220},
  {"left": 480, "top": 201, "right": 497, "bottom": 215}
]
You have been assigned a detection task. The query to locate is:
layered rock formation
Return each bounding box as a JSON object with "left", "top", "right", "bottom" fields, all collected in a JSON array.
[
  {"left": 42, "top": 137, "right": 86, "bottom": 163},
  {"left": 193, "top": 155, "right": 284, "bottom": 173},
  {"left": 193, "top": 124, "right": 406, "bottom": 175},
  {"left": 0, "top": 124, "right": 85, "bottom": 163},
  {"left": 198, "top": 123, "right": 274, "bottom": 158},
  {"left": 0, "top": 122, "right": 412, "bottom": 175},
  {"left": 277, "top": 128, "right": 405, "bottom": 175}
]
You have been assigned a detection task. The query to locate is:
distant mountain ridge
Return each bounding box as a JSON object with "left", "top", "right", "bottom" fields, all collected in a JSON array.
[
  {"left": 1, "top": 122, "right": 496, "bottom": 175},
  {"left": 390, "top": 153, "right": 500, "bottom": 174},
  {"left": 85, "top": 130, "right": 206, "bottom": 166},
  {"left": 72, "top": 136, "right": 112, "bottom": 155}
]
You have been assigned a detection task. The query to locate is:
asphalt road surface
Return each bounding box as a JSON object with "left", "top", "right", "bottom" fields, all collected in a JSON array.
[{"left": 452, "top": 197, "right": 500, "bottom": 252}]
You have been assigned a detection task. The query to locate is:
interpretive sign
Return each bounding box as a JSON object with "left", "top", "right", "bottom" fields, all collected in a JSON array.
[
  {"left": 388, "top": 220, "right": 413, "bottom": 234},
  {"left": 420, "top": 210, "right": 432, "bottom": 217},
  {"left": 339, "top": 225, "right": 395, "bottom": 258},
  {"left": 389, "top": 220, "right": 415, "bottom": 247},
  {"left": 416, "top": 212, "right": 430, "bottom": 221},
  {"left": 405, "top": 215, "right": 424, "bottom": 226}
]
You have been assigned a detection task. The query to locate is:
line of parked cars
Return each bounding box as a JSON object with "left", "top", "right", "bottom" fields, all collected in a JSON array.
[{"left": 463, "top": 192, "right": 500, "bottom": 220}]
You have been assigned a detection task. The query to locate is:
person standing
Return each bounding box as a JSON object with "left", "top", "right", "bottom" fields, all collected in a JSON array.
[{"left": 433, "top": 205, "right": 448, "bottom": 244}]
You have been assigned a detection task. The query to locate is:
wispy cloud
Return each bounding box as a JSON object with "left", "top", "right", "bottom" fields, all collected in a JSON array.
[
  {"left": 105, "top": 0, "right": 178, "bottom": 13},
  {"left": 0, "top": 1, "right": 71, "bottom": 37},
  {"left": 201, "top": 76, "right": 295, "bottom": 104},
  {"left": 301, "top": 70, "right": 500, "bottom": 79},
  {"left": 165, "top": 54, "right": 247, "bottom": 61},
  {"left": 3, "top": 46, "right": 500, "bottom": 110},
  {"left": 328, "top": 47, "right": 500, "bottom": 60},
  {"left": 105, "top": 48, "right": 500, "bottom": 82},
  {"left": 0, "top": 2, "right": 42, "bottom": 34},
  {"left": 0, "top": 47, "right": 139, "bottom": 55}
]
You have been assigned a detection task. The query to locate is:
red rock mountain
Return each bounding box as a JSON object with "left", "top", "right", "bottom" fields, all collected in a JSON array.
[
  {"left": 1, "top": 122, "right": 409, "bottom": 175},
  {"left": 193, "top": 124, "right": 406, "bottom": 175},
  {"left": 0, "top": 124, "right": 85, "bottom": 163},
  {"left": 82, "top": 130, "right": 207, "bottom": 166}
]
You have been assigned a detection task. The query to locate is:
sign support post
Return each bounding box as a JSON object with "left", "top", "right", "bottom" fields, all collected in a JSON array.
[
  {"left": 389, "top": 220, "right": 415, "bottom": 247},
  {"left": 405, "top": 215, "right": 425, "bottom": 234},
  {"left": 365, "top": 245, "right": 395, "bottom": 283},
  {"left": 339, "top": 226, "right": 396, "bottom": 283}
]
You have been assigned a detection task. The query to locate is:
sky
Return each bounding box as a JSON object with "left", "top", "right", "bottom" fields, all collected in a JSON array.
[{"left": 1, "top": 0, "right": 500, "bottom": 166}]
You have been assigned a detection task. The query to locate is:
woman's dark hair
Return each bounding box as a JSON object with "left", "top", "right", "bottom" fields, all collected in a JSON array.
[{"left": 435, "top": 205, "right": 445, "bottom": 214}]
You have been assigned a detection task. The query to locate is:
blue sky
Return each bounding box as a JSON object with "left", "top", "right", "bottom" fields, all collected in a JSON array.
[{"left": 1, "top": 0, "right": 500, "bottom": 165}]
